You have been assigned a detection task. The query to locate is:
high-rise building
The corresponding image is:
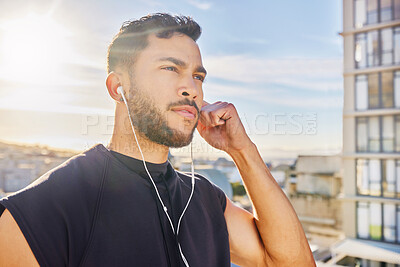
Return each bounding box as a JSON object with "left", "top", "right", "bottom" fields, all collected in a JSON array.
[{"left": 334, "top": 0, "right": 400, "bottom": 266}]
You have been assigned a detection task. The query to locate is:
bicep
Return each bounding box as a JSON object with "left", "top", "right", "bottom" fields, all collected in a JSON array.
[
  {"left": 0, "top": 209, "right": 39, "bottom": 267},
  {"left": 224, "top": 196, "right": 268, "bottom": 267}
]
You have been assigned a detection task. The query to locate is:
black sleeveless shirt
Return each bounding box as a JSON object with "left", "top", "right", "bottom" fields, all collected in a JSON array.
[{"left": 0, "top": 144, "right": 230, "bottom": 267}]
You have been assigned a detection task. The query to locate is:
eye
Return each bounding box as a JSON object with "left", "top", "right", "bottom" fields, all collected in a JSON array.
[
  {"left": 162, "top": 66, "right": 177, "bottom": 72},
  {"left": 194, "top": 74, "right": 205, "bottom": 82}
]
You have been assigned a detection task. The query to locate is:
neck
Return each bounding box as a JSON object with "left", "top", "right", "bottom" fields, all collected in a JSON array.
[{"left": 107, "top": 104, "right": 169, "bottom": 164}]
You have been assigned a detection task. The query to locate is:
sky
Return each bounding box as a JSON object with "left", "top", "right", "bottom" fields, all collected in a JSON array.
[{"left": 0, "top": 0, "right": 343, "bottom": 160}]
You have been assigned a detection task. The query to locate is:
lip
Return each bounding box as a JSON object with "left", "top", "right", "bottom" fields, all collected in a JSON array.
[{"left": 171, "top": 105, "right": 197, "bottom": 120}]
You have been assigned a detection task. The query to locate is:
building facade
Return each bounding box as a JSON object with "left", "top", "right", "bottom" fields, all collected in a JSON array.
[
  {"left": 339, "top": 0, "right": 400, "bottom": 265},
  {"left": 287, "top": 156, "right": 344, "bottom": 258}
]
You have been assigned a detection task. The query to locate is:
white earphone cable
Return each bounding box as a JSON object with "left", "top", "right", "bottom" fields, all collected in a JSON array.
[
  {"left": 118, "top": 87, "right": 194, "bottom": 267},
  {"left": 177, "top": 143, "right": 195, "bottom": 236}
]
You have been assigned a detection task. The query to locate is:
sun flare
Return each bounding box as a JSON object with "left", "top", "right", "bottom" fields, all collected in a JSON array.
[{"left": 0, "top": 14, "right": 73, "bottom": 84}]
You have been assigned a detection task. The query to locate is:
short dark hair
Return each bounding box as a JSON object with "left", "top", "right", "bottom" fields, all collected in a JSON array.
[{"left": 107, "top": 13, "right": 201, "bottom": 73}]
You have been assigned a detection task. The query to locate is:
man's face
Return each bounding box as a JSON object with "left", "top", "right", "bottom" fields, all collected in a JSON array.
[{"left": 122, "top": 33, "right": 206, "bottom": 148}]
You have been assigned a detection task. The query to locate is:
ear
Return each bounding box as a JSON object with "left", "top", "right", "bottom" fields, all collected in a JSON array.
[{"left": 106, "top": 72, "right": 123, "bottom": 102}]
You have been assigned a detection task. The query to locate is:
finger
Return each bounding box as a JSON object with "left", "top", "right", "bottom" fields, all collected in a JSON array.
[
  {"left": 199, "top": 107, "right": 217, "bottom": 127},
  {"left": 205, "top": 102, "right": 230, "bottom": 115},
  {"left": 201, "top": 104, "right": 231, "bottom": 127},
  {"left": 201, "top": 101, "right": 225, "bottom": 112},
  {"left": 213, "top": 109, "right": 230, "bottom": 124},
  {"left": 213, "top": 103, "right": 235, "bottom": 123},
  {"left": 201, "top": 100, "right": 209, "bottom": 108}
]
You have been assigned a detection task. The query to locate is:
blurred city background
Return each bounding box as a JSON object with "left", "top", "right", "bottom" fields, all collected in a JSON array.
[{"left": 0, "top": 0, "right": 399, "bottom": 266}]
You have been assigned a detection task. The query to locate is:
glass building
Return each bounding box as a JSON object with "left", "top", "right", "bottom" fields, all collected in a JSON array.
[{"left": 335, "top": 0, "right": 400, "bottom": 266}]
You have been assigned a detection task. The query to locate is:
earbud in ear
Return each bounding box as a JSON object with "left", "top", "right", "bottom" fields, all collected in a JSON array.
[{"left": 117, "top": 86, "right": 124, "bottom": 102}]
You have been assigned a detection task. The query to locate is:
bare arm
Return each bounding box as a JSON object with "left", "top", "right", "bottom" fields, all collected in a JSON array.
[
  {"left": 225, "top": 144, "right": 315, "bottom": 266},
  {"left": 197, "top": 101, "right": 315, "bottom": 266},
  {"left": 0, "top": 209, "right": 39, "bottom": 266}
]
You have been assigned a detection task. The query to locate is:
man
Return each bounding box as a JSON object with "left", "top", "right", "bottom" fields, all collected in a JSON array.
[{"left": 0, "top": 14, "right": 315, "bottom": 266}]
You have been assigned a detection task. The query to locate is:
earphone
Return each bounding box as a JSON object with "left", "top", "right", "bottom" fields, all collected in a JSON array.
[{"left": 117, "top": 86, "right": 195, "bottom": 267}]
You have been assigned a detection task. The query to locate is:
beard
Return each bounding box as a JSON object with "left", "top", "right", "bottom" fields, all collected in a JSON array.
[{"left": 126, "top": 84, "right": 199, "bottom": 148}]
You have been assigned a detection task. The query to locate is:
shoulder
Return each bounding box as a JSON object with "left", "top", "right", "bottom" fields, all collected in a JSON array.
[
  {"left": 176, "top": 170, "right": 228, "bottom": 212},
  {"left": 175, "top": 170, "right": 219, "bottom": 191},
  {"left": 0, "top": 144, "right": 110, "bottom": 215},
  {"left": 14, "top": 144, "right": 108, "bottom": 195},
  {"left": 0, "top": 144, "right": 109, "bottom": 266},
  {"left": 39, "top": 144, "right": 107, "bottom": 181},
  {"left": 0, "top": 143, "right": 109, "bottom": 216}
]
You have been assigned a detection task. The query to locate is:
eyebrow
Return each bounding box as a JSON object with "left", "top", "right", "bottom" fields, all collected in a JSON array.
[{"left": 158, "top": 57, "right": 207, "bottom": 76}]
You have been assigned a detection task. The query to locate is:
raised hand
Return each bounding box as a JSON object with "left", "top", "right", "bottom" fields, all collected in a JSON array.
[{"left": 196, "top": 101, "right": 253, "bottom": 154}]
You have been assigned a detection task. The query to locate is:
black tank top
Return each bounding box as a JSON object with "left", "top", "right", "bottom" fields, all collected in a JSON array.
[{"left": 0, "top": 144, "right": 230, "bottom": 267}]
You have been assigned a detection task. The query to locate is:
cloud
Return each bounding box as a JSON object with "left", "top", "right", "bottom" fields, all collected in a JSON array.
[
  {"left": 203, "top": 55, "right": 343, "bottom": 92},
  {"left": 186, "top": 0, "right": 213, "bottom": 10},
  {"left": 0, "top": 100, "right": 113, "bottom": 115},
  {"left": 201, "top": 55, "right": 344, "bottom": 109},
  {"left": 302, "top": 34, "right": 342, "bottom": 47},
  {"left": 0, "top": 62, "right": 104, "bottom": 87},
  {"left": 205, "top": 81, "right": 343, "bottom": 109},
  {"left": 258, "top": 94, "right": 343, "bottom": 109}
]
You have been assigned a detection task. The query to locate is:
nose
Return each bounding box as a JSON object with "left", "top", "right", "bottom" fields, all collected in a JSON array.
[{"left": 177, "top": 75, "right": 200, "bottom": 100}]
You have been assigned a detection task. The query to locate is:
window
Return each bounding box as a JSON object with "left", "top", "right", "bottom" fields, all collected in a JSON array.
[
  {"left": 381, "top": 0, "right": 393, "bottom": 22},
  {"left": 357, "top": 202, "right": 400, "bottom": 244},
  {"left": 369, "top": 117, "right": 380, "bottom": 152},
  {"left": 354, "top": 0, "right": 400, "bottom": 27},
  {"left": 355, "top": 27, "right": 400, "bottom": 68},
  {"left": 357, "top": 117, "right": 368, "bottom": 151},
  {"left": 396, "top": 115, "right": 400, "bottom": 151},
  {"left": 357, "top": 202, "right": 369, "bottom": 238},
  {"left": 355, "top": 0, "right": 367, "bottom": 28},
  {"left": 383, "top": 116, "right": 395, "bottom": 152},
  {"left": 383, "top": 160, "right": 396, "bottom": 197},
  {"left": 382, "top": 71, "right": 394, "bottom": 108},
  {"left": 382, "top": 28, "right": 394, "bottom": 65},
  {"left": 395, "top": 27, "right": 400, "bottom": 64},
  {"left": 357, "top": 159, "right": 400, "bottom": 198},
  {"left": 356, "top": 75, "right": 368, "bottom": 110},
  {"left": 356, "top": 116, "right": 399, "bottom": 153},
  {"left": 356, "top": 159, "right": 382, "bottom": 196},
  {"left": 355, "top": 33, "right": 368, "bottom": 68},
  {"left": 398, "top": 205, "right": 400, "bottom": 242},
  {"left": 384, "top": 204, "right": 396, "bottom": 242},
  {"left": 356, "top": 202, "right": 400, "bottom": 243},
  {"left": 370, "top": 159, "right": 382, "bottom": 195},
  {"left": 396, "top": 0, "right": 400, "bottom": 19},
  {"left": 396, "top": 71, "right": 400, "bottom": 107},
  {"left": 367, "top": 0, "right": 379, "bottom": 24},
  {"left": 355, "top": 71, "right": 398, "bottom": 110},
  {"left": 357, "top": 159, "right": 370, "bottom": 194},
  {"left": 371, "top": 202, "right": 382, "bottom": 240},
  {"left": 357, "top": 202, "right": 383, "bottom": 241},
  {"left": 368, "top": 30, "right": 379, "bottom": 66},
  {"left": 397, "top": 160, "right": 400, "bottom": 198},
  {"left": 369, "top": 73, "right": 380, "bottom": 108}
]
